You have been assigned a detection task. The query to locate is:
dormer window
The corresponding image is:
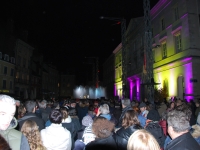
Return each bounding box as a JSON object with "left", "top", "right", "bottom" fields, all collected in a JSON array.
[{"left": 4, "top": 54, "right": 9, "bottom": 61}]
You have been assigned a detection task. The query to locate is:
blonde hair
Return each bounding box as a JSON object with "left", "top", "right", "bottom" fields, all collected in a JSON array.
[
  {"left": 21, "top": 120, "right": 45, "bottom": 150},
  {"left": 127, "top": 129, "right": 160, "bottom": 150}
]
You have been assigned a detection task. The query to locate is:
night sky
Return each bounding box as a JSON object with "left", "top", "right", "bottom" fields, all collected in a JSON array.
[{"left": 1, "top": 0, "right": 159, "bottom": 85}]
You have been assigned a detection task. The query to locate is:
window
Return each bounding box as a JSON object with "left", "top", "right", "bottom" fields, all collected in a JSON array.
[
  {"left": 161, "top": 18, "right": 165, "bottom": 30},
  {"left": 3, "top": 80, "right": 6, "bottom": 89},
  {"left": 10, "top": 68, "right": 14, "bottom": 76},
  {"left": 4, "top": 66, "right": 7, "bottom": 74},
  {"left": 10, "top": 57, "right": 15, "bottom": 64},
  {"left": 174, "top": 32, "right": 182, "bottom": 53},
  {"left": 174, "top": 6, "right": 179, "bottom": 21},
  {"left": 10, "top": 81, "right": 12, "bottom": 89},
  {"left": 162, "top": 43, "right": 167, "bottom": 59},
  {"left": 4, "top": 54, "right": 9, "bottom": 61}
]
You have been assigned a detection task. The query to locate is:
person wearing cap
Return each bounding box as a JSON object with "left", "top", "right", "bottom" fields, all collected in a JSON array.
[
  {"left": 117, "top": 98, "right": 133, "bottom": 128},
  {"left": 139, "top": 102, "right": 149, "bottom": 118}
]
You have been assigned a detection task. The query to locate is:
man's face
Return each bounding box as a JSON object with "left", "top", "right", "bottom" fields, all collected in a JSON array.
[
  {"left": 140, "top": 107, "right": 146, "bottom": 113},
  {"left": 15, "top": 102, "right": 20, "bottom": 107},
  {"left": 0, "top": 101, "right": 16, "bottom": 130},
  {"left": 71, "top": 103, "right": 76, "bottom": 108}
]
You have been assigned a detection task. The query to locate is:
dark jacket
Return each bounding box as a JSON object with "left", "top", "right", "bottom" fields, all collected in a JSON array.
[
  {"left": 115, "top": 124, "right": 143, "bottom": 150},
  {"left": 85, "top": 134, "right": 117, "bottom": 150},
  {"left": 117, "top": 105, "right": 133, "bottom": 127},
  {"left": 145, "top": 121, "right": 166, "bottom": 148},
  {"left": 166, "top": 132, "right": 200, "bottom": 150},
  {"left": 40, "top": 107, "right": 52, "bottom": 122},
  {"left": 18, "top": 112, "right": 45, "bottom": 131}
]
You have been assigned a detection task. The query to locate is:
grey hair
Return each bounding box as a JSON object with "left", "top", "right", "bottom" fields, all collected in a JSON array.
[
  {"left": 121, "top": 98, "right": 131, "bottom": 107},
  {"left": 99, "top": 104, "right": 110, "bottom": 115},
  {"left": 167, "top": 109, "right": 190, "bottom": 133},
  {"left": 39, "top": 100, "right": 47, "bottom": 108},
  {"left": 0, "top": 95, "right": 15, "bottom": 105}
]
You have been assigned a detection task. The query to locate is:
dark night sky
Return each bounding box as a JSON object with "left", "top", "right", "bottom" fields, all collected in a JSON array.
[{"left": 1, "top": 0, "right": 159, "bottom": 85}]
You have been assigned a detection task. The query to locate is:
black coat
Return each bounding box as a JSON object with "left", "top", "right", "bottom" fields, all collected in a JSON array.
[
  {"left": 166, "top": 132, "right": 200, "bottom": 150},
  {"left": 115, "top": 124, "right": 143, "bottom": 150},
  {"left": 85, "top": 134, "right": 117, "bottom": 150},
  {"left": 18, "top": 112, "right": 45, "bottom": 131}
]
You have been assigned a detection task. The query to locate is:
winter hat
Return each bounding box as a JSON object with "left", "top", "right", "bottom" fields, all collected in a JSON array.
[
  {"left": 147, "top": 109, "right": 160, "bottom": 121},
  {"left": 139, "top": 102, "right": 146, "bottom": 108},
  {"left": 82, "top": 115, "right": 93, "bottom": 127}
]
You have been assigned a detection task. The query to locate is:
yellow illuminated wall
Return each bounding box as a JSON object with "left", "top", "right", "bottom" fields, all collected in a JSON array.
[{"left": 154, "top": 58, "right": 193, "bottom": 100}]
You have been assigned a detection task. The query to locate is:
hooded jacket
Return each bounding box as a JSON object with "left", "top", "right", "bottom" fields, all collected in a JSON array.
[
  {"left": 41, "top": 123, "right": 72, "bottom": 150},
  {"left": 0, "top": 117, "right": 30, "bottom": 150}
]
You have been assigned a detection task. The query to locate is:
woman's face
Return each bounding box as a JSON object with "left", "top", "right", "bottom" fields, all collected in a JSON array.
[{"left": 170, "top": 102, "right": 175, "bottom": 109}]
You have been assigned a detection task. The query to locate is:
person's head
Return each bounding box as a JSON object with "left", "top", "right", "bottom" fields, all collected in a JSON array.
[
  {"left": 92, "top": 116, "right": 114, "bottom": 138},
  {"left": 122, "top": 110, "right": 140, "bottom": 128},
  {"left": 127, "top": 129, "right": 160, "bottom": 150},
  {"left": 175, "top": 103, "right": 192, "bottom": 121},
  {"left": 139, "top": 102, "right": 146, "bottom": 113},
  {"left": 169, "top": 102, "right": 175, "bottom": 109},
  {"left": 39, "top": 100, "right": 47, "bottom": 109},
  {"left": 21, "top": 120, "right": 44, "bottom": 150},
  {"left": 82, "top": 115, "right": 93, "bottom": 127},
  {"left": 60, "top": 107, "right": 68, "bottom": 120},
  {"left": 94, "top": 101, "right": 99, "bottom": 108},
  {"left": 167, "top": 109, "right": 190, "bottom": 139},
  {"left": 25, "top": 100, "right": 36, "bottom": 113},
  {"left": 121, "top": 98, "right": 131, "bottom": 108},
  {"left": 99, "top": 104, "right": 110, "bottom": 115},
  {"left": 70, "top": 100, "right": 76, "bottom": 108},
  {"left": 18, "top": 104, "right": 26, "bottom": 119},
  {"left": 49, "top": 109, "right": 63, "bottom": 124},
  {"left": 176, "top": 99, "right": 182, "bottom": 106},
  {"left": 195, "top": 101, "right": 200, "bottom": 107},
  {"left": 0, "top": 134, "right": 11, "bottom": 150},
  {"left": 0, "top": 95, "right": 16, "bottom": 130},
  {"left": 144, "top": 98, "right": 148, "bottom": 102},
  {"left": 15, "top": 100, "right": 20, "bottom": 107}
]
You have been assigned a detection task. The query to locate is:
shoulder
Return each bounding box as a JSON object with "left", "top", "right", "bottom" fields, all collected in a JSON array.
[{"left": 8, "top": 128, "right": 22, "bottom": 136}]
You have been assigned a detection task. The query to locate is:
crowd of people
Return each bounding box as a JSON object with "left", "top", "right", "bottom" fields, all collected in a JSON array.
[{"left": 0, "top": 94, "right": 200, "bottom": 150}]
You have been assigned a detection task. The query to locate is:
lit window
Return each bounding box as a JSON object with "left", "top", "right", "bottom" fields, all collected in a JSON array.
[{"left": 174, "top": 32, "right": 182, "bottom": 53}]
